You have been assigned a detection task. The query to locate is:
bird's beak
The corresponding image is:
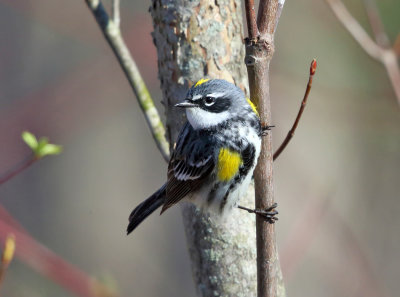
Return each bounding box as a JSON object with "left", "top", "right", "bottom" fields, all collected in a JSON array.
[{"left": 175, "top": 100, "right": 197, "bottom": 108}]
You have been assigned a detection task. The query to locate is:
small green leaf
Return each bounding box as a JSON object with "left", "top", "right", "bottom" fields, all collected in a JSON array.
[
  {"left": 38, "top": 144, "right": 63, "bottom": 157},
  {"left": 36, "top": 137, "right": 49, "bottom": 153},
  {"left": 21, "top": 132, "right": 62, "bottom": 158},
  {"left": 22, "top": 131, "right": 38, "bottom": 150}
]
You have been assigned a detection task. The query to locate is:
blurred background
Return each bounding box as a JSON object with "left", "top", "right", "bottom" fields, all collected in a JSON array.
[{"left": 0, "top": 0, "right": 399, "bottom": 296}]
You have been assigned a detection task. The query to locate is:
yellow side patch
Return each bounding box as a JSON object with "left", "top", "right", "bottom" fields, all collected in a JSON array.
[
  {"left": 246, "top": 98, "right": 259, "bottom": 116},
  {"left": 194, "top": 78, "right": 210, "bottom": 87},
  {"left": 217, "top": 148, "right": 242, "bottom": 182}
]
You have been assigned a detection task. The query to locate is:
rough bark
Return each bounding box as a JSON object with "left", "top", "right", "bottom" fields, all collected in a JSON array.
[{"left": 150, "top": 0, "right": 257, "bottom": 296}]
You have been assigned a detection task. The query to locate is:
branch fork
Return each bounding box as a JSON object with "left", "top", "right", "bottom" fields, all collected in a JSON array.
[
  {"left": 326, "top": 0, "right": 400, "bottom": 105},
  {"left": 245, "top": 36, "right": 275, "bottom": 68}
]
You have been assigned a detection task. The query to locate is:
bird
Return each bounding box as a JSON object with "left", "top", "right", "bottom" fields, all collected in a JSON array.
[{"left": 127, "top": 78, "right": 277, "bottom": 235}]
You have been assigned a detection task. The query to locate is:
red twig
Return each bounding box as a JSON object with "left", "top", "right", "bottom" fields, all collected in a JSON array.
[
  {"left": 273, "top": 59, "right": 316, "bottom": 161},
  {"left": 0, "top": 155, "right": 38, "bottom": 186},
  {"left": 0, "top": 205, "right": 115, "bottom": 297},
  {"left": 245, "top": 0, "right": 258, "bottom": 40},
  {"left": 0, "top": 206, "right": 25, "bottom": 233}
]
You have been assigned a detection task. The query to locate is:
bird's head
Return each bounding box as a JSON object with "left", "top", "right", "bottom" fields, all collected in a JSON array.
[{"left": 176, "top": 79, "right": 252, "bottom": 130}]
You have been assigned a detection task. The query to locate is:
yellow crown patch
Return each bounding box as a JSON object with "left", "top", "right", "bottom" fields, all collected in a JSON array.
[{"left": 194, "top": 78, "right": 210, "bottom": 87}]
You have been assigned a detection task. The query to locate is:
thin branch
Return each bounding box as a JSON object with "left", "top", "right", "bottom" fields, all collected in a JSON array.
[
  {"left": 245, "top": 0, "right": 258, "bottom": 40},
  {"left": 85, "top": 0, "right": 170, "bottom": 162},
  {"left": 0, "top": 154, "right": 38, "bottom": 185},
  {"left": 112, "top": 0, "right": 120, "bottom": 27},
  {"left": 326, "top": 0, "right": 382, "bottom": 59},
  {"left": 326, "top": 0, "right": 400, "bottom": 105},
  {"left": 363, "top": 0, "right": 390, "bottom": 48},
  {"left": 273, "top": 59, "right": 316, "bottom": 161},
  {"left": 245, "top": 1, "right": 286, "bottom": 296},
  {"left": 257, "top": 0, "right": 280, "bottom": 36}
]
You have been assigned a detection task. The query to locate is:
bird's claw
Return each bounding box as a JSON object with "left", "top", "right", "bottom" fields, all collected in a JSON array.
[
  {"left": 254, "top": 202, "right": 278, "bottom": 223},
  {"left": 261, "top": 125, "right": 275, "bottom": 136},
  {"left": 237, "top": 202, "right": 278, "bottom": 224}
]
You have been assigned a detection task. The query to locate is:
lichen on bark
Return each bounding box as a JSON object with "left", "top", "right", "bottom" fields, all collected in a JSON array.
[{"left": 150, "top": 0, "right": 248, "bottom": 141}]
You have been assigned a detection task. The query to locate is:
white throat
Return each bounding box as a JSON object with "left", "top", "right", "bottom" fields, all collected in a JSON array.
[{"left": 186, "top": 107, "right": 230, "bottom": 130}]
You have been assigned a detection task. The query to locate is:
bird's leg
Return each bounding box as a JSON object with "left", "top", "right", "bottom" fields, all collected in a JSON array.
[
  {"left": 261, "top": 125, "right": 275, "bottom": 136},
  {"left": 238, "top": 202, "right": 278, "bottom": 224}
]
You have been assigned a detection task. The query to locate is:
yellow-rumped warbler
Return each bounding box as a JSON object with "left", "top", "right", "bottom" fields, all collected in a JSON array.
[{"left": 127, "top": 79, "right": 276, "bottom": 234}]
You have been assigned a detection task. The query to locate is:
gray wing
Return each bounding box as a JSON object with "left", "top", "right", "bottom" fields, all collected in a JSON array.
[{"left": 161, "top": 123, "right": 215, "bottom": 213}]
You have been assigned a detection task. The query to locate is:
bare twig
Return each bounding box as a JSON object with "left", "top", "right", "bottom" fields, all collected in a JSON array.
[
  {"left": 273, "top": 59, "right": 316, "bottom": 161},
  {"left": 112, "top": 0, "right": 120, "bottom": 27},
  {"left": 256, "top": 0, "right": 279, "bottom": 37},
  {"left": 245, "top": 0, "right": 258, "bottom": 40},
  {"left": 0, "top": 154, "right": 37, "bottom": 185},
  {"left": 363, "top": 0, "right": 390, "bottom": 48},
  {"left": 326, "top": 0, "right": 381, "bottom": 59},
  {"left": 245, "top": 0, "right": 286, "bottom": 296},
  {"left": 326, "top": 0, "right": 400, "bottom": 105},
  {"left": 85, "top": 0, "right": 170, "bottom": 161}
]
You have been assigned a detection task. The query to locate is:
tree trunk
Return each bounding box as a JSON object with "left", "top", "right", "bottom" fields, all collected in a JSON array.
[{"left": 150, "top": 0, "right": 283, "bottom": 296}]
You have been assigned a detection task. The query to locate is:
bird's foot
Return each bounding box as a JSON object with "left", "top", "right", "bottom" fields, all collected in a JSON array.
[
  {"left": 261, "top": 125, "right": 275, "bottom": 136},
  {"left": 238, "top": 202, "right": 278, "bottom": 224}
]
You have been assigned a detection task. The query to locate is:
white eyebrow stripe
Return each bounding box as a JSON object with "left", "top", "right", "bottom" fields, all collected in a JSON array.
[
  {"left": 192, "top": 94, "right": 202, "bottom": 101},
  {"left": 206, "top": 92, "right": 225, "bottom": 98}
]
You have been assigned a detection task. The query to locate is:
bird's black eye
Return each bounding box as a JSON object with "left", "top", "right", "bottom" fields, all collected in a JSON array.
[{"left": 204, "top": 96, "right": 215, "bottom": 106}]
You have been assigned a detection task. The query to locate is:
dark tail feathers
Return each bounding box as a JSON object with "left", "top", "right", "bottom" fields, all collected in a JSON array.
[{"left": 127, "top": 184, "right": 166, "bottom": 235}]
